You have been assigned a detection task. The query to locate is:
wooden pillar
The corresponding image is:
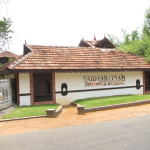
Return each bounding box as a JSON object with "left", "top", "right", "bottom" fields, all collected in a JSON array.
[
  {"left": 15, "top": 73, "right": 20, "bottom": 105},
  {"left": 143, "top": 71, "right": 145, "bottom": 94},
  {"left": 52, "top": 72, "right": 56, "bottom": 103},
  {"left": 30, "top": 73, "right": 34, "bottom": 105}
]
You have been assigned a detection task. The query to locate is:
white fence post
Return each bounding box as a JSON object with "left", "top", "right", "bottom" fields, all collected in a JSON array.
[{"left": 0, "top": 79, "right": 13, "bottom": 109}]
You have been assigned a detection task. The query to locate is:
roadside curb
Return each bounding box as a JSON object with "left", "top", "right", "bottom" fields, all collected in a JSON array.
[
  {"left": 0, "top": 105, "right": 62, "bottom": 122},
  {"left": 71, "top": 99, "right": 150, "bottom": 114},
  {"left": 0, "top": 115, "right": 47, "bottom": 122}
]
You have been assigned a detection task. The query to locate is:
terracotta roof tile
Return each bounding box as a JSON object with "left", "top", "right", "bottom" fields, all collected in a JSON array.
[
  {"left": 1, "top": 44, "right": 150, "bottom": 72},
  {"left": 0, "top": 51, "right": 19, "bottom": 59}
]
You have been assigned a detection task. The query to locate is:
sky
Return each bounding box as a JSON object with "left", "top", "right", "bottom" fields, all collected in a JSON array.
[{"left": 1, "top": 0, "right": 150, "bottom": 55}]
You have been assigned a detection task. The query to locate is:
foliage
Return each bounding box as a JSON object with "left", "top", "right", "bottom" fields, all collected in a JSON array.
[
  {"left": 121, "top": 29, "right": 131, "bottom": 43},
  {"left": 75, "top": 94, "right": 150, "bottom": 108},
  {"left": 118, "top": 33, "right": 150, "bottom": 62},
  {"left": 0, "top": 63, "right": 2, "bottom": 66},
  {"left": 8, "top": 57, "right": 14, "bottom": 62},
  {"left": 107, "top": 6, "right": 150, "bottom": 62},
  {"left": 0, "top": 17, "right": 13, "bottom": 51},
  {"left": 1, "top": 104, "right": 59, "bottom": 119},
  {"left": 106, "top": 34, "right": 122, "bottom": 47},
  {"left": 143, "top": 6, "right": 150, "bottom": 36},
  {"left": 131, "top": 30, "right": 140, "bottom": 41}
]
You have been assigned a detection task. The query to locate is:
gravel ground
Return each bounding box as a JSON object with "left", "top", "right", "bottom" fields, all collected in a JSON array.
[{"left": 0, "top": 104, "right": 150, "bottom": 136}]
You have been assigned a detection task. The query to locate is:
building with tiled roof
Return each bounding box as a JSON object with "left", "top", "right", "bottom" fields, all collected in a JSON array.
[
  {"left": 0, "top": 51, "right": 19, "bottom": 64},
  {"left": 0, "top": 38, "right": 150, "bottom": 106},
  {"left": 78, "top": 36, "right": 116, "bottom": 49}
]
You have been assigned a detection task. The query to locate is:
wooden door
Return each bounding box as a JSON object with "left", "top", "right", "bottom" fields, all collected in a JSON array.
[{"left": 33, "top": 74, "right": 52, "bottom": 102}]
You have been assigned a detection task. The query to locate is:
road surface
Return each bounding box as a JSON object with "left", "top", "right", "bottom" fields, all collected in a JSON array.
[{"left": 0, "top": 114, "right": 150, "bottom": 150}]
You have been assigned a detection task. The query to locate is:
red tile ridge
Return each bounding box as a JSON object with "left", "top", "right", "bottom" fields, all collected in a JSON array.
[
  {"left": 27, "top": 45, "right": 79, "bottom": 48},
  {"left": 8, "top": 51, "right": 34, "bottom": 69},
  {"left": 27, "top": 44, "right": 106, "bottom": 50}
]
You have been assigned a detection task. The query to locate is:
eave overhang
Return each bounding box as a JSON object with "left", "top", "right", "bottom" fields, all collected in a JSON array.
[{"left": 1, "top": 68, "right": 150, "bottom": 75}]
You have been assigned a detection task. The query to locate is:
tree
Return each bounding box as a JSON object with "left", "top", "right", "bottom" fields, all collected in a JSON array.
[
  {"left": 0, "top": 17, "right": 13, "bottom": 51},
  {"left": 131, "top": 30, "right": 140, "bottom": 41},
  {"left": 143, "top": 6, "right": 150, "bottom": 36},
  {"left": 121, "top": 29, "right": 131, "bottom": 44},
  {"left": 107, "top": 6, "right": 150, "bottom": 62},
  {"left": 0, "top": 0, "right": 13, "bottom": 51},
  {"left": 106, "top": 34, "right": 122, "bottom": 47}
]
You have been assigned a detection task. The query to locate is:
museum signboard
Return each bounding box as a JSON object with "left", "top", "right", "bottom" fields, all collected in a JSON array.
[{"left": 83, "top": 75, "right": 125, "bottom": 87}]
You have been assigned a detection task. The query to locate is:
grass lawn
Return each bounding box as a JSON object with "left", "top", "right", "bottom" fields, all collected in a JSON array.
[
  {"left": 1, "top": 104, "right": 59, "bottom": 119},
  {"left": 75, "top": 94, "right": 150, "bottom": 108}
]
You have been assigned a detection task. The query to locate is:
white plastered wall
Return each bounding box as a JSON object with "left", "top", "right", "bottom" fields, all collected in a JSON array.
[
  {"left": 19, "top": 73, "right": 31, "bottom": 106},
  {"left": 55, "top": 71, "right": 143, "bottom": 105}
]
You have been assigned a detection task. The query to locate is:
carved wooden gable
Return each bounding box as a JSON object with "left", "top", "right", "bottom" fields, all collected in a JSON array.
[
  {"left": 78, "top": 37, "right": 116, "bottom": 48},
  {"left": 94, "top": 38, "right": 115, "bottom": 48}
]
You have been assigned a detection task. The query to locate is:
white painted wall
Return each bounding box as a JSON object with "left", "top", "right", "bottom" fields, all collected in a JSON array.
[
  {"left": 55, "top": 71, "right": 143, "bottom": 105},
  {"left": 20, "top": 95, "right": 31, "bottom": 106},
  {"left": 19, "top": 74, "right": 30, "bottom": 93},
  {"left": 19, "top": 74, "right": 31, "bottom": 106}
]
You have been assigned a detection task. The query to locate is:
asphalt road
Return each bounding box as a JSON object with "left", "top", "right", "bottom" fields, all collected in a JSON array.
[{"left": 0, "top": 115, "right": 150, "bottom": 150}]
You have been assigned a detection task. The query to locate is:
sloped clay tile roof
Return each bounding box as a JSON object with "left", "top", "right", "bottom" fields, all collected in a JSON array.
[
  {"left": 0, "top": 51, "right": 19, "bottom": 58},
  {"left": 0, "top": 44, "right": 149, "bottom": 72}
]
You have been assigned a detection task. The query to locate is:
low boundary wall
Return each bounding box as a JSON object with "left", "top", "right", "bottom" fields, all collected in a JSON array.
[
  {"left": 71, "top": 99, "right": 150, "bottom": 114},
  {"left": 46, "top": 105, "right": 62, "bottom": 118},
  {"left": 0, "top": 79, "right": 12, "bottom": 110}
]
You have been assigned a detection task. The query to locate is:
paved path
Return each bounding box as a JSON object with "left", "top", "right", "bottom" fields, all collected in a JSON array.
[
  {"left": 0, "top": 104, "right": 18, "bottom": 117},
  {"left": 0, "top": 114, "right": 150, "bottom": 150}
]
